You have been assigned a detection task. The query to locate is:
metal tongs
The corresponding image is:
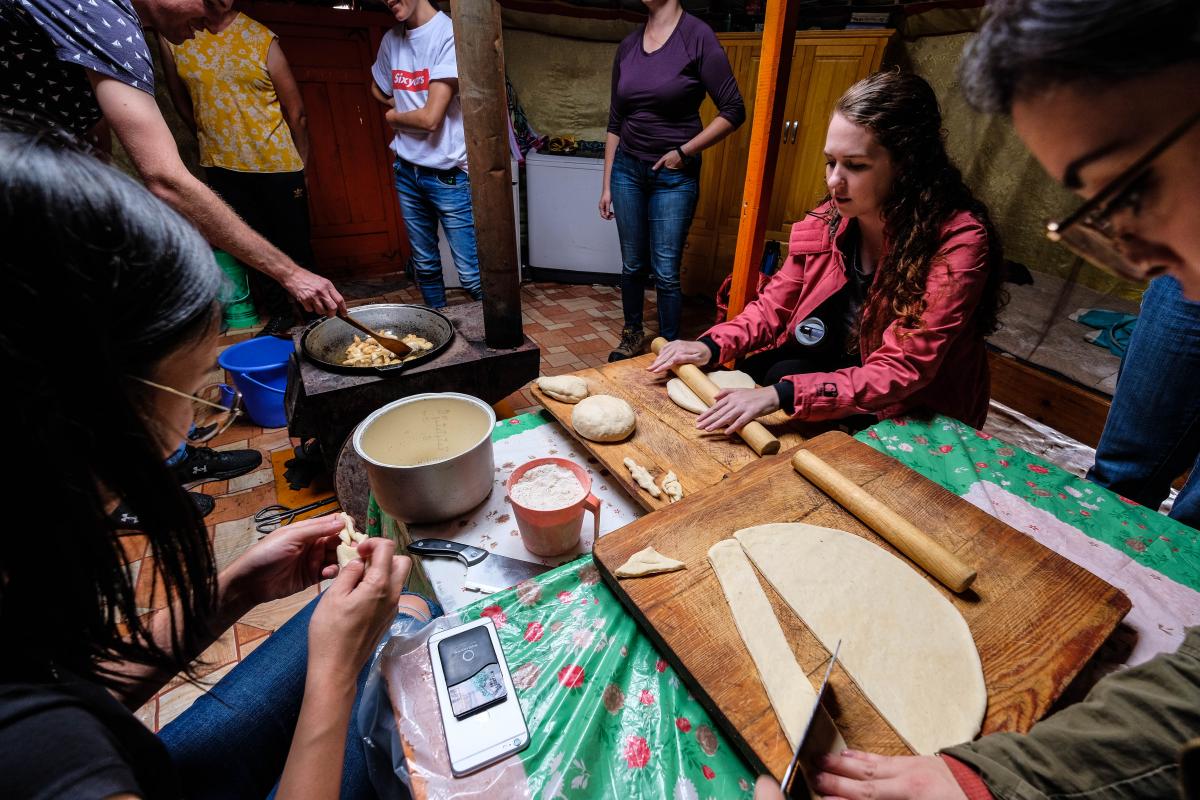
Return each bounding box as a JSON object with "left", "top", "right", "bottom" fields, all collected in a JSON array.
[
  {"left": 781, "top": 639, "right": 842, "bottom": 795},
  {"left": 337, "top": 310, "right": 412, "bottom": 358}
]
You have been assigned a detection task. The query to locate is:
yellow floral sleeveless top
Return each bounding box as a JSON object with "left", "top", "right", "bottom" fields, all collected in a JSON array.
[{"left": 169, "top": 14, "right": 304, "bottom": 173}]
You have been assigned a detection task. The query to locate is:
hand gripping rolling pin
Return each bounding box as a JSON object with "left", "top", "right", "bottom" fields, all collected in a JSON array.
[
  {"left": 650, "top": 337, "right": 780, "bottom": 457},
  {"left": 792, "top": 448, "right": 977, "bottom": 593}
]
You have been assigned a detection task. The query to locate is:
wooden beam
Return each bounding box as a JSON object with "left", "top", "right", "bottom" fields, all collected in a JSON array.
[
  {"left": 726, "top": 0, "right": 800, "bottom": 320},
  {"left": 450, "top": 0, "right": 524, "bottom": 349},
  {"left": 987, "top": 350, "right": 1111, "bottom": 449}
]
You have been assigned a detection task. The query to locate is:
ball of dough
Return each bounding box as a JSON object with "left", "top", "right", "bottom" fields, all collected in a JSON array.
[
  {"left": 572, "top": 394, "right": 636, "bottom": 442},
  {"left": 667, "top": 370, "right": 756, "bottom": 414},
  {"left": 537, "top": 374, "right": 589, "bottom": 404}
]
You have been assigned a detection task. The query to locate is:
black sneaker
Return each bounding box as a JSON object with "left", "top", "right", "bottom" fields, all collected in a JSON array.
[
  {"left": 172, "top": 445, "right": 263, "bottom": 485},
  {"left": 255, "top": 314, "right": 297, "bottom": 339},
  {"left": 110, "top": 491, "right": 216, "bottom": 529},
  {"left": 607, "top": 327, "right": 645, "bottom": 362}
]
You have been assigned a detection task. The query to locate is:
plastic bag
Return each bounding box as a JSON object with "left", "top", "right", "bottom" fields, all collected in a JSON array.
[{"left": 359, "top": 557, "right": 758, "bottom": 799}]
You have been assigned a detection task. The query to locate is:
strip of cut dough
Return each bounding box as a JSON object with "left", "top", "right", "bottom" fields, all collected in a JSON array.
[
  {"left": 709, "top": 540, "right": 818, "bottom": 749},
  {"left": 614, "top": 546, "right": 685, "bottom": 578},
  {"left": 336, "top": 512, "right": 368, "bottom": 567},
  {"left": 736, "top": 523, "right": 986, "bottom": 754}
]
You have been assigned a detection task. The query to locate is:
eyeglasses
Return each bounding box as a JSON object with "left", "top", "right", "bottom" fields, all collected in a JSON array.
[
  {"left": 1046, "top": 108, "right": 1200, "bottom": 282},
  {"left": 134, "top": 377, "right": 244, "bottom": 443}
]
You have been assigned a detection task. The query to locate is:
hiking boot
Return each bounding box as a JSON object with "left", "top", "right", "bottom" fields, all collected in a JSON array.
[
  {"left": 255, "top": 313, "right": 298, "bottom": 339},
  {"left": 172, "top": 445, "right": 263, "bottom": 486},
  {"left": 607, "top": 327, "right": 645, "bottom": 362},
  {"left": 110, "top": 491, "right": 215, "bottom": 530}
]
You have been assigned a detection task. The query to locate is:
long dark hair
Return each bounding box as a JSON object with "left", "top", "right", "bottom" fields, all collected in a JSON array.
[
  {"left": 0, "top": 129, "right": 223, "bottom": 687},
  {"left": 831, "top": 70, "right": 1006, "bottom": 351},
  {"left": 959, "top": 0, "right": 1200, "bottom": 115}
]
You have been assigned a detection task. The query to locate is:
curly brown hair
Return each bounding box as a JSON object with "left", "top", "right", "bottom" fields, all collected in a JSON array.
[{"left": 829, "top": 70, "right": 1007, "bottom": 352}]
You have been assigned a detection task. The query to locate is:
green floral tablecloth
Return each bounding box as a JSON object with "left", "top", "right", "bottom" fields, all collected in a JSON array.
[{"left": 373, "top": 412, "right": 1200, "bottom": 797}]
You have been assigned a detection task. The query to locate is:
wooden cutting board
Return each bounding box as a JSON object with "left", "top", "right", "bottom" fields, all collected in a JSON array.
[
  {"left": 593, "top": 430, "right": 1131, "bottom": 777},
  {"left": 531, "top": 354, "right": 830, "bottom": 511}
]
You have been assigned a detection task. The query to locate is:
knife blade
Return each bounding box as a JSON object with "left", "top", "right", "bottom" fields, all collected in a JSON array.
[
  {"left": 407, "top": 538, "right": 549, "bottom": 594},
  {"left": 781, "top": 639, "right": 842, "bottom": 796}
]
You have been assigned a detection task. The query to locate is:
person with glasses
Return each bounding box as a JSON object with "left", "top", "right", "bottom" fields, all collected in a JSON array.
[
  {"left": 753, "top": 2, "right": 1200, "bottom": 799},
  {"left": 0, "top": 131, "right": 438, "bottom": 799}
]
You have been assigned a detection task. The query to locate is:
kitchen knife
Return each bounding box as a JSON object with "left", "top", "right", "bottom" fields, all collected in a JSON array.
[
  {"left": 780, "top": 639, "right": 842, "bottom": 796},
  {"left": 408, "top": 538, "right": 549, "bottom": 594}
]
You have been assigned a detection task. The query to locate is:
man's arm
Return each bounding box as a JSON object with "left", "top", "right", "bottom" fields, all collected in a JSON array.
[
  {"left": 384, "top": 79, "right": 456, "bottom": 134},
  {"left": 370, "top": 80, "right": 395, "bottom": 108},
  {"left": 155, "top": 35, "right": 196, "bottom": 135},
  {"left": 89, "top": 72, "right": 344, "bottom": 314},
  {"left": 268, "top": 40, "right": 309, "bottom": 167}
]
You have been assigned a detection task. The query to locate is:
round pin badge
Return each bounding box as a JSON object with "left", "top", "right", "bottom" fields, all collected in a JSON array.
[{"left": 794, "top": 317, "right": 826, "bottom": 346}]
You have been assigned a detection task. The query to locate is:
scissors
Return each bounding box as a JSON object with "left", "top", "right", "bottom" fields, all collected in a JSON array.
[{"left": 254, "top": 496, "right": 340, "bottom": 534}]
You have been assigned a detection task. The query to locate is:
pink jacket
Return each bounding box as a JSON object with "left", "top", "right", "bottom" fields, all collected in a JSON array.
[{"left": 703, "top": 203, "right": 994, "bottom": 428}]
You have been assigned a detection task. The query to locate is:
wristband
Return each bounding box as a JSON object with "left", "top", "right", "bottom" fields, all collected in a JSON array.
[{"left": 674, "top": 145, "right": 689, "bottom": 163}]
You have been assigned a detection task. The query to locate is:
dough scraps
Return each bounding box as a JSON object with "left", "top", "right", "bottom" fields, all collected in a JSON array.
[
  {"left": 708, "top": 539, "right": 847, "bottom": 766},
  {"left": 614, "top": 546, "right": 685, "bottom": 578},
  {"left": 572, "top": 395, "right": 636, "bottom": 442},
  {"left": 623, "top": 457, "right": 661, "bottom": 498},
  {"left": 735, "top": 523, "right": 986, "bottom": 755},
  {"left": 661, "top": 471, "right": 683, "bottom": 503},
  {"left": 667, "top": 370, "right": 756, "bottom": 414},
  {"left": 536, "top": 375, "right": 589, "bottom": 404}
]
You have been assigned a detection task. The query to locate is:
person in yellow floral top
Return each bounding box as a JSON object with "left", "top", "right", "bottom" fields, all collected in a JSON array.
[{"left": 159, "top": 10, "right": 315, "bottom": 336}]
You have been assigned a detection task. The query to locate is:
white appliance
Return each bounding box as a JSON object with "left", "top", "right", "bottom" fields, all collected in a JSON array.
[
  {"left": 438, "top": 159, "right": 520, "bottom": 289},
  {"left": 525, "top": 152, "right": 622, "bottom": 279}
]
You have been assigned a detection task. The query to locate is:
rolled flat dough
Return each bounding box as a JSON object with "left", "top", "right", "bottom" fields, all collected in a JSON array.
[
  {"left": 735, "top": 523, "right": 986, "bottom": 755},
  {"left": 572, "top": 394, "right": 636, "bottom": 442},
  {"left": 667, "top": 370, "right": 756, "bottom": 414},
  {"left": 537, "top": 374, "right": 589, "bottom": 404},
  {"left": 614, "top": 546, "right": 685, "bottom": 578}
]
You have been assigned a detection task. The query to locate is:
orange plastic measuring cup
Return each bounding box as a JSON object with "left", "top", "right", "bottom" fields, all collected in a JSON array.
[{"left": 506, "top": 458, "right": 601, "bottom": 557}]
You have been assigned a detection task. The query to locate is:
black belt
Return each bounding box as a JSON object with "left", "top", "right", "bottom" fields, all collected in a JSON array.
[{"left": 394, "top": 157, "right": 463, "bottom": 182}]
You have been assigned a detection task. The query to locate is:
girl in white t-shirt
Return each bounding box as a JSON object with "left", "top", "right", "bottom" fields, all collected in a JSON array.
[{"left": 371, "top": 0, "right": 480, "bottom": 306}]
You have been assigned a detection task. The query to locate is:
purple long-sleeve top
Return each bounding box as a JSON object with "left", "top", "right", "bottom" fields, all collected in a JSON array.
[{"left": 607, "top": 13, "right": 746, "bottom": 164}]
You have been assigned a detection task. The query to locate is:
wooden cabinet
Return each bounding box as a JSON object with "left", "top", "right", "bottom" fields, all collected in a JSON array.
[
  {"left": 242, "top": 3, "right": 409, "bottom": 278},
  {"left": 682, "top": 30, "right": 893, "bottom": 296}
]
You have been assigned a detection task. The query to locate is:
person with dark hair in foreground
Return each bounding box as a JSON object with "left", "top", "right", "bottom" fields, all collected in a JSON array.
[
  {"left": 0, "top": 131, "right": 437, "bottom": 799},
  {"left": 755, "top": 1, "right": 1200, "bottom": 798}
]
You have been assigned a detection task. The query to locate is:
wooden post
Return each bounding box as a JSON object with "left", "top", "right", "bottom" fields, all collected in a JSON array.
[
  {"left": 725, "top": 0, "right": 800, "bottom": 320},
  {"left": 450, "top": 0, "right": 524, "bottom": 349}
]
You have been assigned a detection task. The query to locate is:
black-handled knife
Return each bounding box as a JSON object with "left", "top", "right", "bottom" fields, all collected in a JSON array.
[{"left": 408, "top": 538, "right": 547, "bottom": 593}]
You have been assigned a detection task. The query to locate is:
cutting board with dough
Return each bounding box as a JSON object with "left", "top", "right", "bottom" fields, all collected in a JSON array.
[
  {"left": 593, "top": 430, "right": 1131, "bottom": 778},
  {"left": 530, "top": 353, "right": 824, "bottom": 511}
]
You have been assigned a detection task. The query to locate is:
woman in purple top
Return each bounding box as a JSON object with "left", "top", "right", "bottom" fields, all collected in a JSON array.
[{"left": 600, "top": 0, "right": 746, "bottom": 360}]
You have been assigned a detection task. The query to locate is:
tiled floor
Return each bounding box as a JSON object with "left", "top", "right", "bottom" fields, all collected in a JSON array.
[{"left": 132, "top": 277, "right": 715, "bottom": 731}]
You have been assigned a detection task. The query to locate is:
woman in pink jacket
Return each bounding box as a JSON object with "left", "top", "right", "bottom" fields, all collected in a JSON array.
[{"left": 651, "top": 70, "right": 1006, "bottom": 432}]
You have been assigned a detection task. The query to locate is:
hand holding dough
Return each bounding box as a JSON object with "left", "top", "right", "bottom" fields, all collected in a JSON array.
[
  {"left": 661, "top": 471, "right": 683, "bottom": 503},
  {"left": 536, "top": 375, "right": 589, "bottom": 404},
  {"left": 667, "top": 370, "right": 756, "bottom": 414},
  {"left": 615, "top": 546, "right": 686, "bottom": 577},
  {"left": 336, "top": 512, "right": 369, "bottom": 567},
  {"left": 623, "top": 457, "right": 661, "bottom": 498},
  {"left": 572, "top": 395, "right": 636, "bottom": 442}
]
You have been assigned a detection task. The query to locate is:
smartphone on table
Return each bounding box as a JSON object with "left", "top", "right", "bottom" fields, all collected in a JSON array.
[{"left": 428, "top": 617, "right": 530, "bottom": 776}]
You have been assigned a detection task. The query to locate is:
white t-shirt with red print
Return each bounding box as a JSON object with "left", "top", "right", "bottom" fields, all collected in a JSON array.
[{"left": 371, "top": 11, "right": 467, "bottom": 171}]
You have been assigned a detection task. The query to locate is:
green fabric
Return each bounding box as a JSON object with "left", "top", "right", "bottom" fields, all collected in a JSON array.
[
  {"left": 943, "top": 629, "right": 1200, "bottom": 799},
  {"left": 855, "top": 415, "right": 1200, "bottom": 592},
  {"left": 456, "top": 556, "right": 758, "bottom": 798},
  {"left": 491, "top": 409, "right": 554, "bottom": 442}
]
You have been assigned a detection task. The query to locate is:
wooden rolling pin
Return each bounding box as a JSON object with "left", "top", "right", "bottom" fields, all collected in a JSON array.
[
  {"left": 650, "top": 337, "right": 780, "bottom": 456},
  {"left": 791, "top": 448, "right": 977, "bottom": 593}
]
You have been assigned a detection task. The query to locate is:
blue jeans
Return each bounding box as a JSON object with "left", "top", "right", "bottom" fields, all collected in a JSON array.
[
  {"left": 610, "top": 148, "right": 699, "bottom": 341},
  {"left": 159, "top": 592, "right": 442, "bottom": 799},
  {"left": 1088, "top": 276, "right": 1200, "bottom": 528},
  {"left": 393, "top": 158, "right": 481, "bottom": 307}
]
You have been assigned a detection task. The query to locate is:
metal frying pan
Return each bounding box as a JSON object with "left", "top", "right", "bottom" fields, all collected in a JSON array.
[{"left": 300, "top": 303, "right": 455, "bottom": 375}]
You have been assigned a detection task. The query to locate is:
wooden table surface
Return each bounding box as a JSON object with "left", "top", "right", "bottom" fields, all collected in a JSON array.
[
  {"left": 531, "top": 353, "right": 834, "bottom": 510},
  {"left": 593, "top": 430, "right": 1131, "bottom": 778}
]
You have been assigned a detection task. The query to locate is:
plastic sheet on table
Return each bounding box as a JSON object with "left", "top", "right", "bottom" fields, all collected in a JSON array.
[{"left": 360, "top": 556, "right": 758, "bottom": 799}]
